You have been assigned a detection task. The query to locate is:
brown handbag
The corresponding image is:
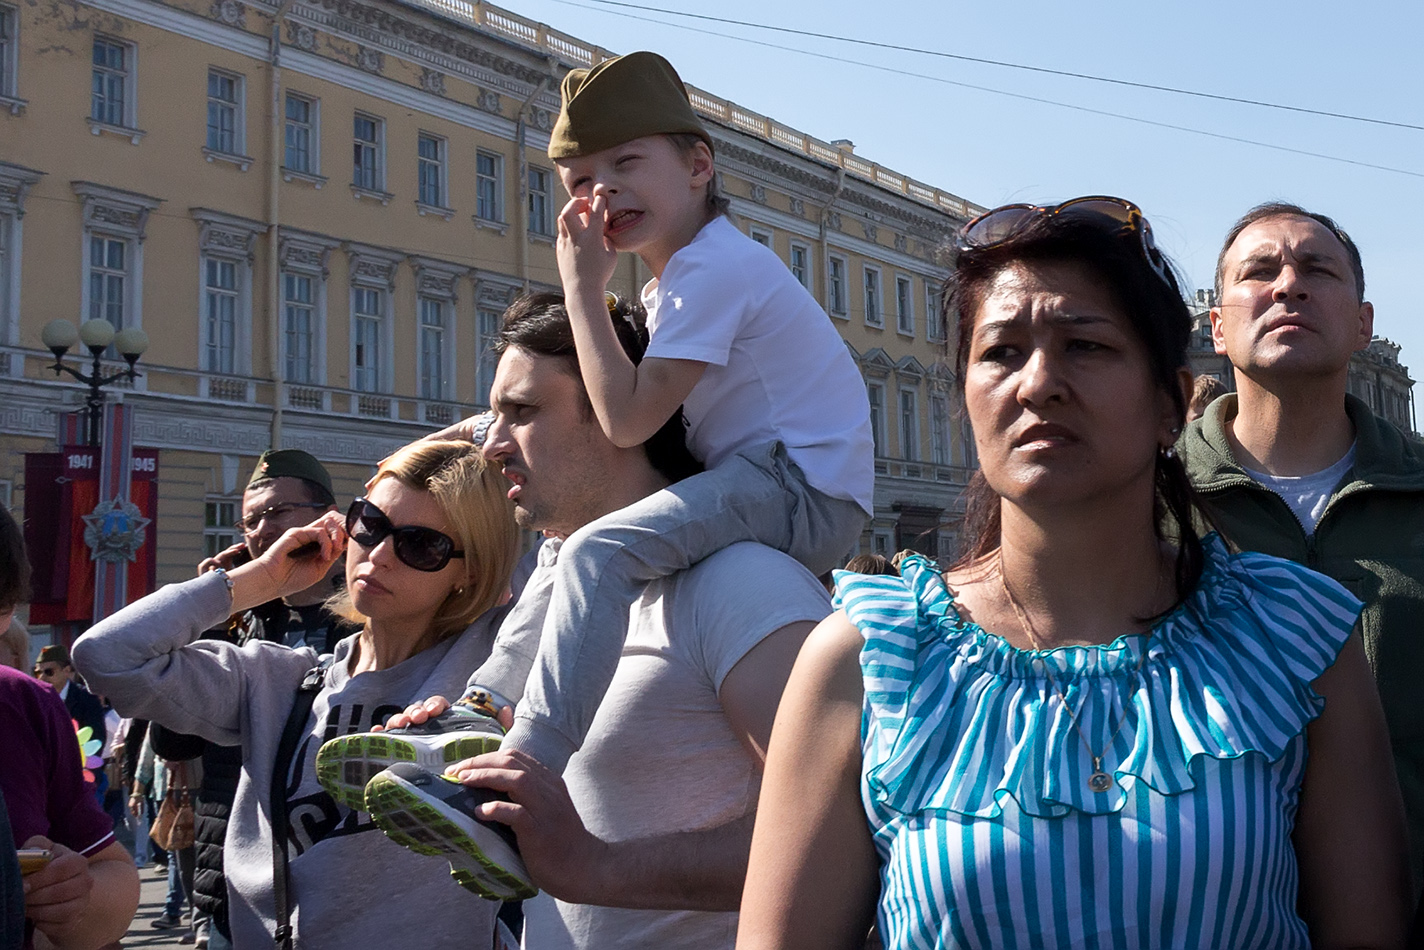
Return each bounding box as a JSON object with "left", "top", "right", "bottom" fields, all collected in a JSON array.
[{"left": 151, "top": 761, "right": 195, "bottom": 851}]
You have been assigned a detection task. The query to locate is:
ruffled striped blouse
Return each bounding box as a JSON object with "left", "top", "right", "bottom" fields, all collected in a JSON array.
[{"left": 834, "top": 535, "right": 1361, "bottom": 950}]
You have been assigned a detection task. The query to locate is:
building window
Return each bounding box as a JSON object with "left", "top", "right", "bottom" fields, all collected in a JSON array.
[
  {"left": 898, "top": 388, "right": 919, "bottom": 461},
  {"left": 353, "top": 114, "right": 383, "bottom": 191},
  {"left": 867, "top": 381, "right": 886, "bottom": 456},
  {"left": 750, "top": 227, "right": 772, "bottom": 248},
  {"left": 91, "top": 37, "right": 133, "bottom": 127},
  {"left": 926, "top": 281, "right": 945, "bottom": 342},
  {"left": 419, "top": 296, "right": 447, "bottom": 400},
  {"left": 417, "top": 133, "right": 446, "bottom": 208},
  {"left": 896, "top": 275, "right": 914, "bottom": 335},
  {"left": 476, "top": 308, "right": 500, "bottom": 407},
  {"left": 206, "top": 69, "right": 242, "bottom": 154},
  {"left": 0, "top": 5, "right": 16, "bottom": 100},
  {"left": 284, "top": 93, "right": 318, "bottom": 174},
  {"left": 283, "top": 271, "right": 314, "bottom": 383},
  {"left": 528, "top": 166, "right": 553, "bottom": 236},
  {"left": 203, "top": 257, "right": 238, "bottom": 373},
  {"left": 789, "top": 243, "right": 810, "bottom": 290},
  {"left": 352, "top": 287, "right": 383, "bottom": 392},
  {"left": 827, "top": 255, "right": 847, "bottom": 316},
  {"left": 931, "top": 391, "right": 951, "bottom": 466},
  {"left": 204, "top": 498, "right": 239, "bottom": 559},
  {"left": 476, "top": 150, "right": 502, "bottom": 222},
  {"left": 88, "top": 235, "right": 128, "bottom": 326},
  {"left": 864, "top": 267, "right": 882, "bottom": 327}
]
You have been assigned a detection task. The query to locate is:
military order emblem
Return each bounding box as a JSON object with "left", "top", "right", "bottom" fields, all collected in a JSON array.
[{"left": 82, "top": 497, "right": 151, "bottom": 564}]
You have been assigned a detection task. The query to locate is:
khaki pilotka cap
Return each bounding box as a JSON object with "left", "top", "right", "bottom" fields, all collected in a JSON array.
[
  {"left": 547, "top": 51, "right": 713, "bottom": 160},
  {"left": 247, "top": 449, "right": 334, "bottom": 497}
]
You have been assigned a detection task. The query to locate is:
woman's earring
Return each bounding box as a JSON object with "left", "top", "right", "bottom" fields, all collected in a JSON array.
[{"left": 1161, "top": 444, "right": 1178, "bottom": 460}]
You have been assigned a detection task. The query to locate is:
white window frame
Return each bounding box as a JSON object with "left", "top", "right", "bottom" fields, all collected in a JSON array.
[
  {"left": 789, "top": 242, "right": 811, "bottom": 290},
  {"left": 351, "top": 286, "right": 384, "bottom": 393},
  {"left": 192, "top": 209, "right": 259, "bottom": 381},
  {"left": 410, "top": 257, "right": 462, "bottom": 404},
  {"left": 88, "top": 233, "right": 128, "bottom": 327},
  {"left": 528, "top": 165, "right": 554, "bottom": 237},
  {"left": 90, "top": 36, "right": 136, "bottom": 131},
  {"left": 283, "top": 270, "right": 317, "bottom": 384},
  {"left": 0, "top": 162, "right": 40, "bottom": 347},
  {"left": 895, "top": 274, "right": 914, "bottom": 336},
  {"left": 476, "top": 307, "right": 501, "bottom": 407},
  {"left": 204, "top": 68, "right": 245, "bottom": 158},
  {"left": 352, "top": 112, "right": 386, "bottom": 195},
  {"left": 0, "top": 4, "right": 20, "bottom": 108},
  {"left": 475, "top": 149, "right": 504, "bottom": 223},
  {"left": 202, "top": 256, "right": 239, "bottom": 373},
  {"left": 204, "top": 497, "right": 240, "bottom": 559},
  {"left": 898, "top": 386, "right": 919, "bottom": 461},
  {"left": 930, "top": 390, "right": 952, "bottom": 466},
  {"left": 277, "top": 229, "right": 339, "bottom": 390},
  {"left": 926, "top": 280, "right": 946, "bottom": 342},
  {"left": 749, "top": 225, "right": 773, "bottom": 249},
  {"left": 867, "top": 380, "right": 886, "bottom": 457},
  {"left": 416, "top": 132, "right": 448, "bottom": 211},
  {"left": 73, "top": 183, "right": 159, "bottom": 349},
  {"left": 283, "top": 91, "right": 320, "bottom": 177},
  {"left": 827, "top": 254, "right": 848, "bottom": 317},
  {"left": 346, "top": 243, "right": 400, "bottom": 394},
  {"left": 418, "top": 296, "right": 452, "bottom": 400},
  {"left": 864, "top": 266, "right": 883, "bottom": 327}
]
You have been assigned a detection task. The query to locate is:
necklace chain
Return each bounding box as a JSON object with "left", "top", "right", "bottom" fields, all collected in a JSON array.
[{"left": 996, "top": 550, "right": 1149, "bottom": 793}]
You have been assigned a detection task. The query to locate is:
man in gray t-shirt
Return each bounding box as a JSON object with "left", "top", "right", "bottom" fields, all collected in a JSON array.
[{"left": 382, "top": 294, "right": 833, "bottom": 948}]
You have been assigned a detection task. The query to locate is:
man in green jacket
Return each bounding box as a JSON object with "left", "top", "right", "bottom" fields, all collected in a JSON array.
[{"left": 1181, "top": 202, "right": 1424, "bottom": 906}]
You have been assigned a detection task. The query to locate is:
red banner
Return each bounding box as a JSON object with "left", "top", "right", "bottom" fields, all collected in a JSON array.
[{"left": 25, "top": 448, "right": 159, "bottom": 626}]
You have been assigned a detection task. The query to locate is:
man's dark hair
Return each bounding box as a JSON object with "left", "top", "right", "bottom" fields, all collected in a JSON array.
[
  {"left": 1214, "top": 202, "right": 1365, "bottom": 303},
  {"left": 493, "top": 291, "right": 703, "bottom": 484},
  {"left": 0, "top": 506, "right": 31, "bottom": 612},
  {"left": 245, "top": 475, "right": 336, "bottom": 508}
]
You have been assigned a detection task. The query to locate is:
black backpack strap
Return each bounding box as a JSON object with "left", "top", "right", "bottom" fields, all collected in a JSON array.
[{"left": 270, "top": 658, "right": 332, "bottom": 949}]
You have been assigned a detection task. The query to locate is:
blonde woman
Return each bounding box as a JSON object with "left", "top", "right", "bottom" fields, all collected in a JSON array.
[{"left": 74, "top": 442, "right": 518, "bottom": 949}]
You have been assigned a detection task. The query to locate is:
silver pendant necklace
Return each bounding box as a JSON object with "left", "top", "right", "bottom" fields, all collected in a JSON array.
[{"left": 998, "top": 551, "right": 1148, "bottom": 794}]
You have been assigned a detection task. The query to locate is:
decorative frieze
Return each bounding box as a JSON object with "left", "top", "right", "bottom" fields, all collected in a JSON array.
[
  {"left": 287, "top": 20, "right": 317, "bottom": 50},
  {"left": 209, "top": 0, "right": 245, "bottom": 27},
  {"left": 192, "top": 208, "right": 264, "bottom": 261},
  {"left": 863, "top": 222, "right": 878, "bottom": 243},
  {"left": 749, "top": 183, "right": 766, "bottom": 204},
  {"left": 788, "top": 196, "right": 805, "bottom": 217},
  {"left": 409, "top": 256, "right": 464, "bottom": 302},
  {"left": 0, "top": 162, "right": 45, "bottom": 217},
  {"left": 71, "top": 181, "right": 163, "bottom": 241},
  {"left": 357, "top": 46, "right": 384, "bottom": 74},
  {"left": 420, "top": 68, "right": 447, "bottom": 96},
  {"left": 477, "top": 89, "right": 502, "bottom": 115},
  {"left": 279, "top": 229, "right": 341, "bottom": 277},
  {"left": 346, "top": 242, "right": 403, "bottom": 289}
]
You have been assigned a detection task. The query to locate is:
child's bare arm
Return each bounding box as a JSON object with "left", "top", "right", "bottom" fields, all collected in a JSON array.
[{"left": 558, "top": 194, "right": 706, "bottom": 447}]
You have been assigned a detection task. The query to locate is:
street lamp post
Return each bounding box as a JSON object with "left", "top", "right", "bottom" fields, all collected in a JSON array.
[{"left": 40, "top": 319, "right": 150, "bottom": 447}]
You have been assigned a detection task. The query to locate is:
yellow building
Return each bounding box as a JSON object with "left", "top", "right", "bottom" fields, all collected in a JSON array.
[{"left": 0, "top": 0, "right": 982, "bottom": 614}]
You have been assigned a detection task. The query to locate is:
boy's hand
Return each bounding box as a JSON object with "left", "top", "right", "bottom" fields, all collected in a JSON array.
[
  {"left": 21, "top": 837, "right": 93, "bottom": 940},
  {"left": 557, "top": 193, "right": 619, "bottom": 297}
]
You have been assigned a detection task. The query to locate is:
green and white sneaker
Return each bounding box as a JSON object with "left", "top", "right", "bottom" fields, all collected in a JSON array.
[
  {"left": 315, "top": 690, "right": 507, "bottom": 811},
  {"left": 365, "top": 762, "right": 535, "bottom": 900}
]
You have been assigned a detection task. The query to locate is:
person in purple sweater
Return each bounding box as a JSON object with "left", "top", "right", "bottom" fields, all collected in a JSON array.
[{"left": 0, "top": 504, "right": 139, "bottom": 950}]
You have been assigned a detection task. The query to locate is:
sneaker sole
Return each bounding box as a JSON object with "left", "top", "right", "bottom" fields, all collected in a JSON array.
[
  {"left": 365, "top": 769, "right": 536, "bottom": 901},
  {"left": 316, "top": 733, "right": 503, "bottom": 811}
]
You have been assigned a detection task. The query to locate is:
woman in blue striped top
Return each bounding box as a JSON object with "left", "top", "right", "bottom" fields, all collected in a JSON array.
[{"left": 737, "top": 198, "right": 1409, "bottom": 949}]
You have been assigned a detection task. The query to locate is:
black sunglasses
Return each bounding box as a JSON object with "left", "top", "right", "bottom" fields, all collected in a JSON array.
[
  {"left": 344, "top": 497, "right": 464, "bottom": 573},
  {"left": 958, "top": 196, "right": 1176, "bottom": 292}
]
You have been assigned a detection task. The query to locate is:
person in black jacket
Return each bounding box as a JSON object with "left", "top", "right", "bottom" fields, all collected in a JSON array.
[{"left": 32, "top": 644, "right": 105, "bottom": 750}]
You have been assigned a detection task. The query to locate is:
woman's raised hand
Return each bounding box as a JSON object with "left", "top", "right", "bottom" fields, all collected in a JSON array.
[{"left": 225, "top": 511, "right": 347, "bottom": 613}]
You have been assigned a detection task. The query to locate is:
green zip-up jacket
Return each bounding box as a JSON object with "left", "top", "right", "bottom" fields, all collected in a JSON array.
[{"left": 1182, "top": 393, "right": 1424, "bottom": 893}]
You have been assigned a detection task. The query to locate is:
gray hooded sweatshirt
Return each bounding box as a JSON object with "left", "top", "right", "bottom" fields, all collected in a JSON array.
[{"left": 73, "top": 572, "right": 500, "bottom": 949}]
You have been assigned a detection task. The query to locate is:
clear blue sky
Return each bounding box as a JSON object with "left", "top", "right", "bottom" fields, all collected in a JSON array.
[{"left": 505, "top": 0, "right": 1423, "bottom": 416}]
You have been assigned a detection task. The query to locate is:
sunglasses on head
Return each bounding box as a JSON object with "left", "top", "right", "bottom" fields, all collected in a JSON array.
[
  {"left": 344, "top": 497, "right": 464, "bottom": 573},
  {"left": 958, "top": 196, "right": 1176, "bottom": 292}
]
